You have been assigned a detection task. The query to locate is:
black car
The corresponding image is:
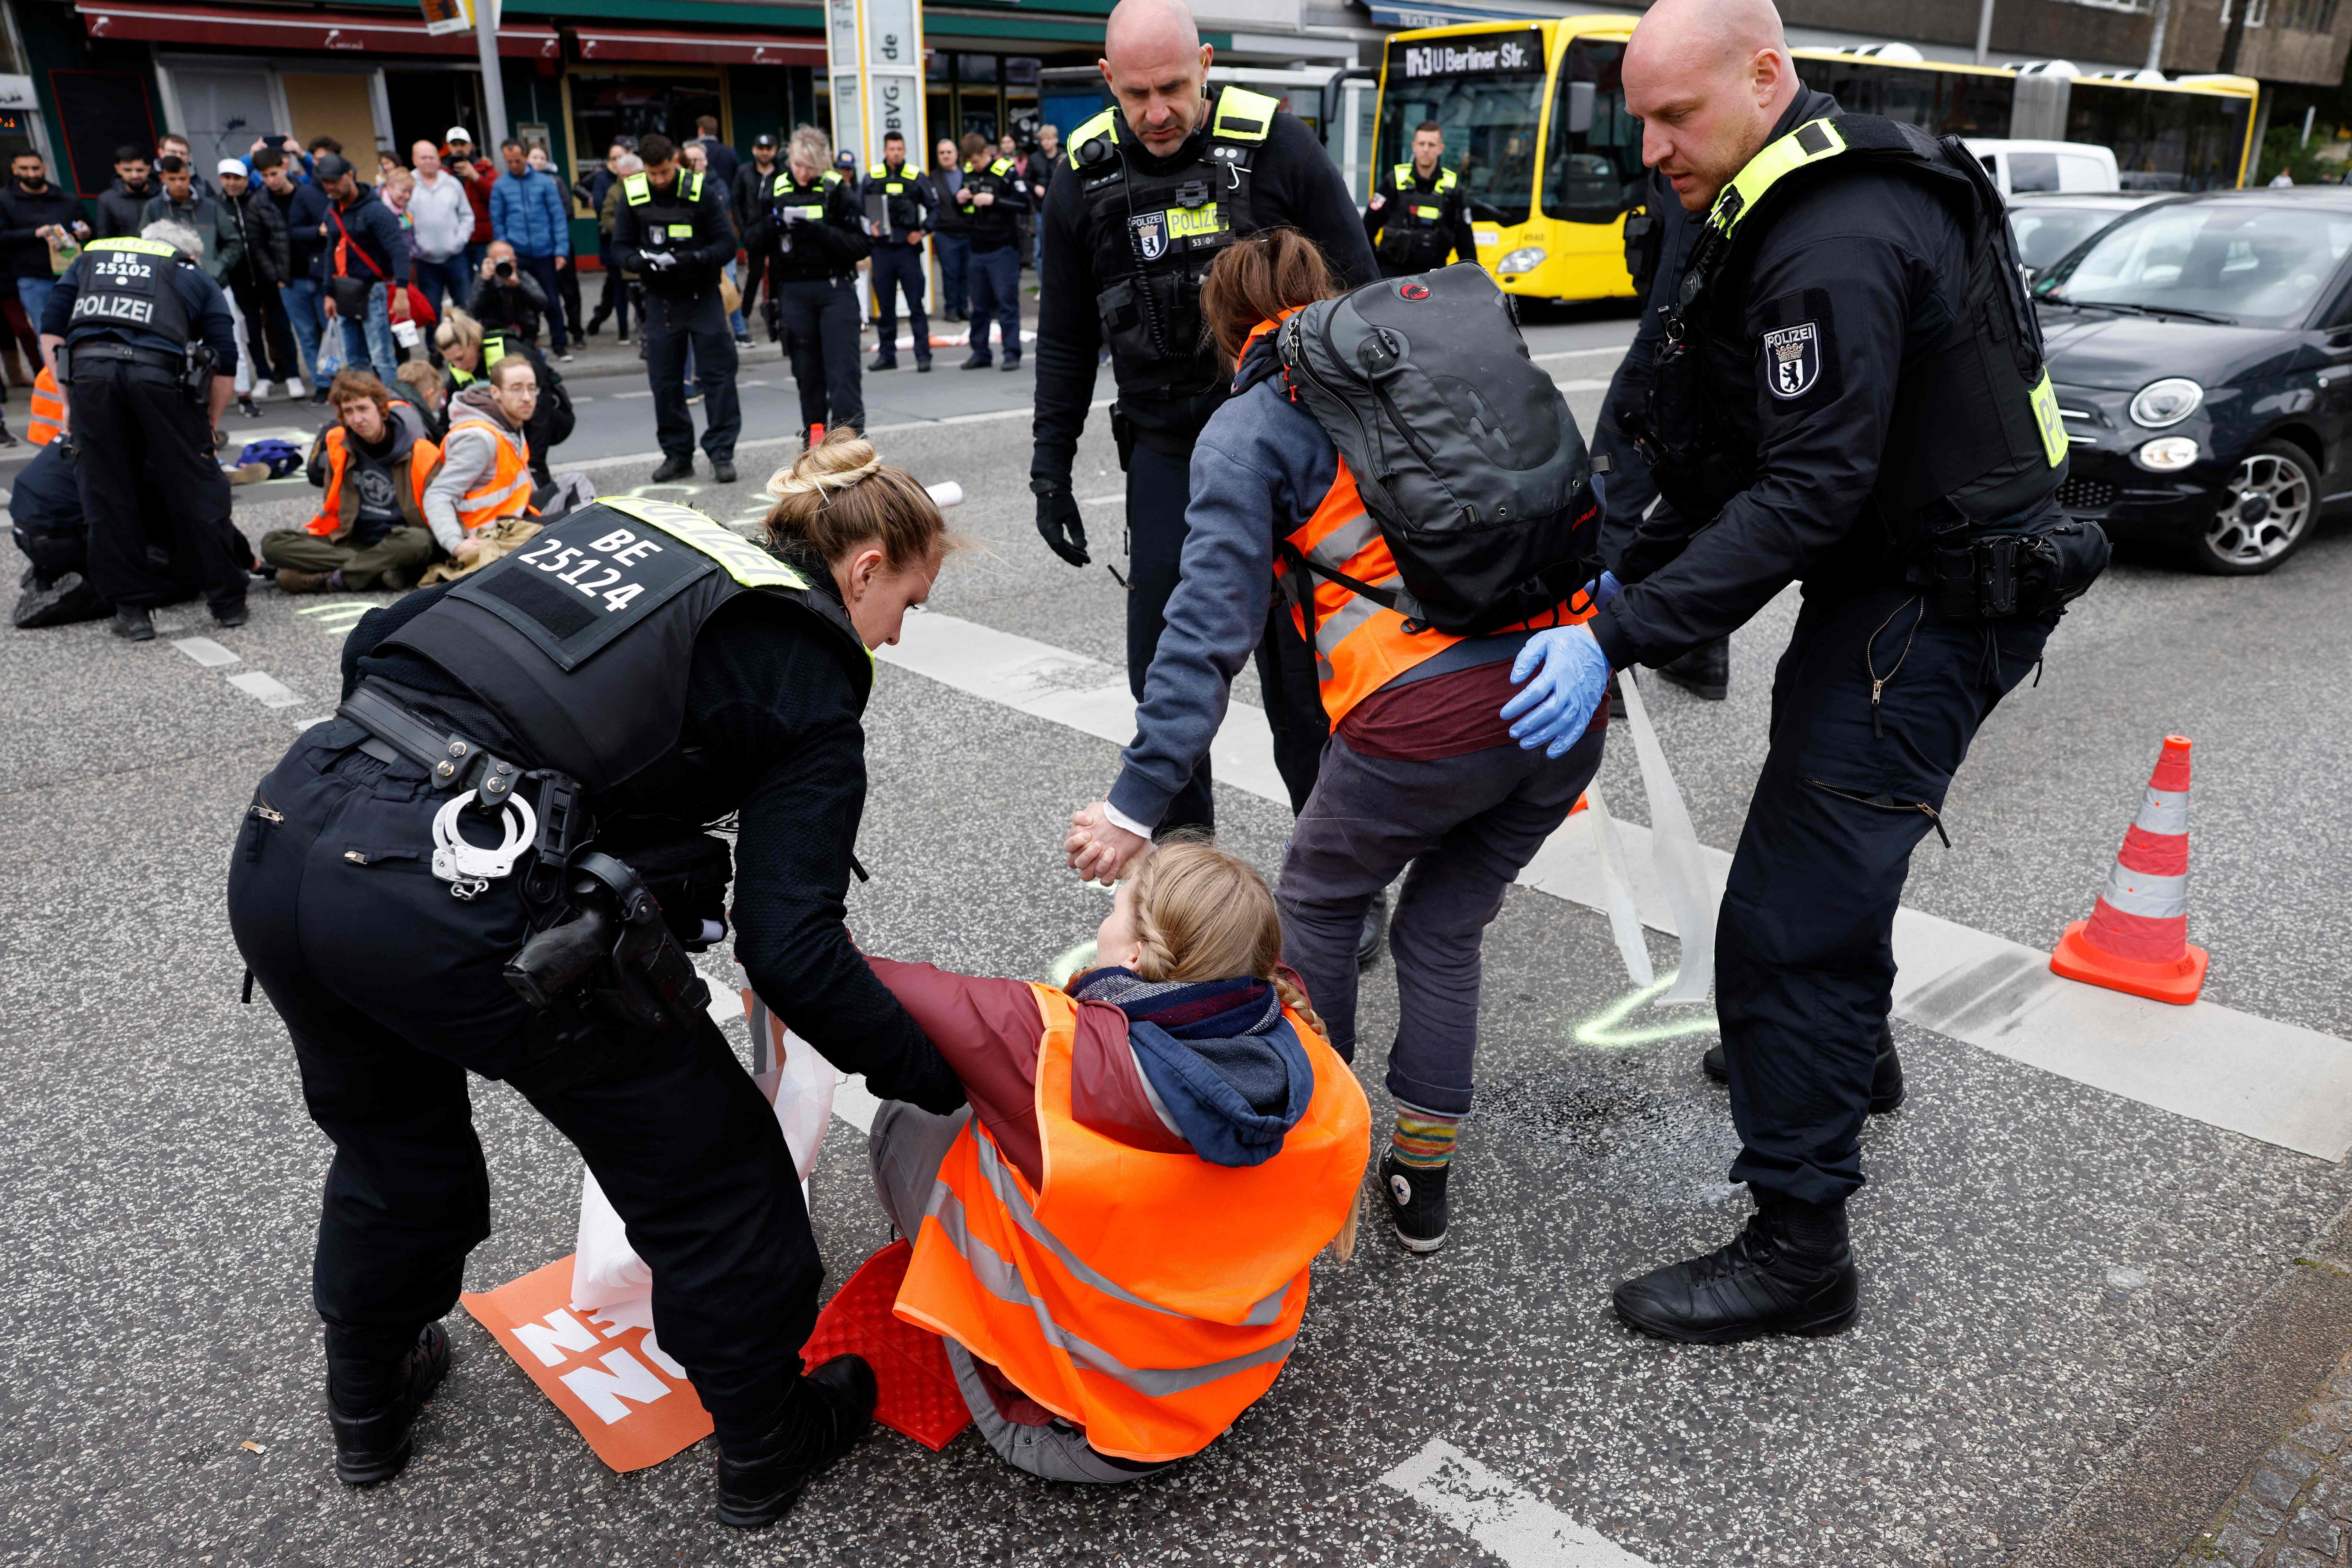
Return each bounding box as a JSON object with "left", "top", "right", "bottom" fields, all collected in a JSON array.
[
  {"left": 2007, "top": 191, "right": 2174, "bottom": 279},
  {"left": 2031, "top": 185, "right": 2352, "bottom": 573}
]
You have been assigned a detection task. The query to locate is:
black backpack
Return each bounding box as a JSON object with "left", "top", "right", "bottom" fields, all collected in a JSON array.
[{"left": 1270, "top": 263, "right": 1597, "bottom": 636}]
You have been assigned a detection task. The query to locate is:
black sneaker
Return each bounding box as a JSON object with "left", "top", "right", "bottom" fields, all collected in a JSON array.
[
  {"left": 960, "top": 353, "right": 991, "bottom": 370},
  {"left": 1000, "top": 357, "right": 1021, "bottom": 372},
  {"left": 1657, "top": 638, "right": 1729, "bottom": 701},
  {"left": 109, "top": 605, "right": 154, "bottom": 642},
  {"left": 237, "top": 395, "right": 260, "bottom": 418},
  {"left": 1702, "top": 1032, "right": 1904, "bottom": 1115},
  {"left": 310, "top": 385, "right": 330, "bottom": 405},
  {"left": 328, "top": 1323, "right": 451, "bottom": 1486},
  {"left": 650, "top": 454, "right": 694, "bottom": 483},
  {"left": 13, "top": 571, "right": 102, "bottom": 629},
  {"left": 916, "top": 359, "right": 933, "bottom": 373},
  {"left": 1357, "top": 889, "right": 1388, "bottom": 971},
  {"left": 714, "top": 1354, "right": 876, "bottom": 1528},
  {"left": 1612, "top": 1195, "right": 1857, "bottom": 1345},
  {"left": 211, "top": 599, "right": 249, "bottom": 628},
  {"left": 711, "top": 459, "right": 738, "bottom": 484},
  {"left": 1379, "top": 1152, "right": 1448, "bottom": 1254},
  {"left": 869, "top": 354, "right": 897, "bottom": 372}
]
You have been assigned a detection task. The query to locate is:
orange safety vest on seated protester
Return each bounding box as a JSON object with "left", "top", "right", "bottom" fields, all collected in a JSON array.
[
  {"left": 894, "top": 983, "right": 1369, "bottom": 1463},
  {"left": 1243, "top": 314, "right": 1599, "bottom": 729},
  {"left": 28, "top": 366, "right": 63, "bottom": 444},
  {"left": 444, "top": 411, "right": 534, "bottom": 531},
  {"left": 304, "top": 424, "right": 440, "bottom": 536}
]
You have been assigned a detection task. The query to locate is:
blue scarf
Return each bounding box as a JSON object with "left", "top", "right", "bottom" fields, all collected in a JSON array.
[{"left": 1073, "top": 968, "right": 1313, "bottom": 1168}]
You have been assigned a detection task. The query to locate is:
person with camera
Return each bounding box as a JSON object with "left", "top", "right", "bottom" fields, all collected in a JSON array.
[
  {"left": 611, "top": 132, "right": 740, "bottom": 484},
  {"left": 745, "top": 126, "right": 869, "bottom": 439},
  {"left": 38, "top": 218, "right": 246, "bottom": 641},
  {"left": 225, "top": 429, "right": 964, "bottom": 1525},
  {"left": 466, "top": 239, "right": 549, "bottom": 346}
]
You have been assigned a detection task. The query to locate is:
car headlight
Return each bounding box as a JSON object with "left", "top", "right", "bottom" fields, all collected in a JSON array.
[
  {"left": 2136, "top": 435, "right": 2199, "bottom": 471},
  {"left": 1496, "top": 247, "right": 1546, "bottom": 275},
  {"left": 2129, "top": 377, "right": 2204, "bottom": 429}
]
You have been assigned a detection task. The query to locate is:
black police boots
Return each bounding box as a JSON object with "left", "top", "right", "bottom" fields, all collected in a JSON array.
[
  {"left": 1613, "top": 1192, "right": 1857, "bottom": 1345},
  {"left": 109, "top": 605, "right": 154, "bottom": 642},
  {"left": 1657, "top": 637, "right": 1729, "bottom": 701},
  {"left": 328, "top": 1323, "right": 451, "bottom": 1486},
  {"left": 711, "top": 459, "right": 739, "bottom": 485},
  {"left": 714, "top": 1354, "right": 877, "bottom": 1529},
  {"left": 1702, "top": 1030, "right": 1906, "bottom": 1115},
  {"left": 650, "top": 454, "right": 694, "bottom": 483},
  {"left": 1379, "top": 1152, "right": 1448, "bottom": 1253},
  {"left": 869, "top": 353, "right": 897, "bottom": 372},
  {"left": 13, "top": 571, "right": 103, "bottom": 629}
]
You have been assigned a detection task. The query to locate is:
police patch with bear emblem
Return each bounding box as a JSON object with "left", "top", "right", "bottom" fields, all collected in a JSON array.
[
  {"left": 1753, "top": 287, "right": 1840, "bottom": 408},
  {"left": 1129, "top": 211, "right": 1169, "bottom": 261},
  {"left": 1764, "top": 321, "right": 1819, "bottom": 399}
]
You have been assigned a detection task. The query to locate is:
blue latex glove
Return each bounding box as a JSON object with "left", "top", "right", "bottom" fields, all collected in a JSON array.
[{"left": 1501, "top": 624, "right": 1610, "bottom": 758}]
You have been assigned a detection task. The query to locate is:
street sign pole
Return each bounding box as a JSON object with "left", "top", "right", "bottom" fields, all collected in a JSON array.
[{"left": 476, "top": 0, "right": 510, "bottom": 149}]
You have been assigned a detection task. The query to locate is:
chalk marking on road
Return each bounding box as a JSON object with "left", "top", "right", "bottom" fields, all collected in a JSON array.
[
  {"left": 1574, "top": 972, "right": 1718, "bottom": 1048},
  {"left": 880, "top": 611, "right": 2352, "bottom": 1161},
  {"left": 171, "top": 636, "right": 240, "bottom": 669},
  {"left": 1380, "top": 1438, "right": 1660, "bottom": 1567},
  {"left": 226, "top": 671, "right": 303, "bottom": 709}
]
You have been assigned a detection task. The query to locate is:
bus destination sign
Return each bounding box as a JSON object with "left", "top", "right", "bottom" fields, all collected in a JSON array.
[{"left": 1394, "top": 26, "right": 1542, "bottom": 80}]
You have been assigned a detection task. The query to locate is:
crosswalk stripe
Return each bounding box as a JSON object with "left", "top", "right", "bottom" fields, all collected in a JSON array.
[
  {"left": 1380, "top": 1438, "right": 1659, "bottom": 1567},
  {"left": 879, "top": 611, "right": 2352, "bottom": 1161}
]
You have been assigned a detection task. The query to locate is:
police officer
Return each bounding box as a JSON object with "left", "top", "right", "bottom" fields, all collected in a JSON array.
[
  {"left": 1363, "top": 120, "right": 1477, "bottom": 279},
  {"left": 861, "top": 131, "right": 935, "bottom": 373},
  {"left": 225, "top": 441, "right": 965, "bottom": 1523},
  {"left": 39, "top": 218, "right": 247, "bottom": 642},
  {"left": 1032, "top": 0, "right": 1377, "bottom": 838},
  {"left": 1503, "top": 0, "right": 2095, "bottom": 1343},
  {"left": 953, "top": 131, "right": 1028, "bottom": 371},
  {"left": 747, "top": 127, "right": 870, "bottom": 439},
  {"left": 611, "top": 132, "right": 740, "bottom": 484}
]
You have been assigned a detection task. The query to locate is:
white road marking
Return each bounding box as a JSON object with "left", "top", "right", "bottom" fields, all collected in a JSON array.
[
  {"left": 613, "top": 390, "right": 653, "bottom": 400},
  {"left": 1530, "top": 345, "right": 1632, "bottom": 364},
  {"left": 225, "top": 671, "right": 303, "bottom": 709},
  {"left": 1076, "top": 493, "right": 1124, "bottom": 506},
  {"left": 171, "top": 636, "right": 240, "bottom": 669},
  {"left": 539, "top": 398, "right": 1115, "bottom": 479},
  {"left": 1554, "top": 377, "right": 1612, "bottom": 392},
  {"left": 881, "top": 611, "right": 2352, "bottom": 1161},
  {"left": 1381, "top": 1438, "right": 1659, "bottom": 1567}
]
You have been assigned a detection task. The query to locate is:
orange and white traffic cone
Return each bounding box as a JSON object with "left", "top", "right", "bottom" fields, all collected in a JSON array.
[{"left": 2049, "top": 734, "right": 2209, "bottom": 1004}]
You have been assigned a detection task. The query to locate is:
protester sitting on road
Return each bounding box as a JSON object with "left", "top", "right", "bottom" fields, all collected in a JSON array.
[
  {"left": 435, "top": 305, "right": 571, "bottom": 484},
  {"left": 466, "top": 238, "right": 548, "bottom": 345},
  {"left": 263, "top": 370, "right": 441, "bottom": 594},
  {"left": 865, "top": 836, "right": 1368, "bottom": 1483},
  {"left": 1063, "top": 230, "right": 1608, "bottom": 1256},
  {"left": 418, "top": 351, "right": 539, "bottom": 580},
  {"left": 393, "top": 359, "right": 446, "bottom": 441}
]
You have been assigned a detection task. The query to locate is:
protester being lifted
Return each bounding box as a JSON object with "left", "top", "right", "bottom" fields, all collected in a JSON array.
[
  {"left": 227, "top": 427, "right": 963, "bottom": 1526},
  {"left": 865, "top": 836, "right": 1367, "bottom": 1481},
  {"left": 1499, "top": 0, "right": 2104, "bottom": 1343},
  {"left": 1065, "top": 232, "right": 1605, "bottom": 1255}
]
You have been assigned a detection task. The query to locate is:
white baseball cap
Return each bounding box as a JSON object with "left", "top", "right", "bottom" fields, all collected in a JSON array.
[
  {"left": 216, "top": 157, "right": 247, "bottom": 178},
  {"left": 445, "top": 126, "right": 474, "bottom": 144}
]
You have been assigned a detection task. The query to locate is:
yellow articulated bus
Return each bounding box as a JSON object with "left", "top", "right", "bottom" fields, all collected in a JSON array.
[{"left": 1372, "top": 18, "right": 2261, "bottom": 305}]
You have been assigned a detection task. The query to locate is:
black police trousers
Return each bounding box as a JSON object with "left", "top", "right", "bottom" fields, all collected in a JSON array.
[
  {"left": 1718, "top": 585, "right": 2054, "bottom": 1207},
  {"left": 1124, "top": 440, "right": 1329, "bottom": 830},
  {"left": 776, "top": 274, "right": 864, "bottom": 435},
  {"left": 642, "top": 287, "right": 742, "bottom": 463},
  {"left": 69, "top": 362, "right": 247, "bottom": 612},
  {"left": 869, "top": 243, "right": 930, "bottom": 366},
  {"left": 225, "top": 723, "right": 816, "bottom": 1450}
]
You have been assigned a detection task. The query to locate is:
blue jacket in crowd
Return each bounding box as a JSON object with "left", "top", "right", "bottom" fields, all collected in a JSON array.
[{"left": 490, "top": 166, "right": 568, "bottom": 259}]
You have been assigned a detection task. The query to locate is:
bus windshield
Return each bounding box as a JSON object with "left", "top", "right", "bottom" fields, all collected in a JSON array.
[
  {"left": 1380, "top": 27, "right": 1547, "bottom": 226},
  {"left": 1544, "top": 38, "right": 1643, "bottom": 225}
]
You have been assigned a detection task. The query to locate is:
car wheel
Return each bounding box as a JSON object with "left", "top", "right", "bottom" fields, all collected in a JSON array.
[{"left": 2190, "top": 439, "right": 2318, "bottom": 575}]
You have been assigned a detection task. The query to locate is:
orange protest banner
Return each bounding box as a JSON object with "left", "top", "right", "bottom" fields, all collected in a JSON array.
[{"left": 461, "top": 1256, "right": 713, "bottom": 1473}]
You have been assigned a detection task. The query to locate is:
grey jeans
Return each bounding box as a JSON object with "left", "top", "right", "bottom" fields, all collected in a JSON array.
[
  {"left": 866, "top": 1099, "right": 1170, "bottom": 1485},
  {"left": 1278, "top": 727, "right": 1606, "bottom": 1118}
]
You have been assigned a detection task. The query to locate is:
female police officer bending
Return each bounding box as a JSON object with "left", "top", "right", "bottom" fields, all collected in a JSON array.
[{"left": 226, "top": 431, "right": 961, "bottom": 1528}]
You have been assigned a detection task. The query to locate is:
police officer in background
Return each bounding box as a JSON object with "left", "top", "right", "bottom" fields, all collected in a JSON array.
[
  {"left": 40, "top": 219, "right": 247, "bottom": 641},
  {"left": 748, "top": 127, "right": 870, "bottom": 440},
  {"left": 611, "top": 132, "right": 740, "bottom": 485},
  {"left": 1032, "top": 0, "right": 1376, "bottom": 845},
  {"left": 951, "top": 132, "right": 1027, "bottom": 371},
  {"left": 860, "top": 131, "right": 934, "bottom": 373},
  {"left": 1502, "top": 0, "right": 2096, "bottom": 1343},
  {"left": 1363, "top": 120, "right": 1477, "bottom": 279}
]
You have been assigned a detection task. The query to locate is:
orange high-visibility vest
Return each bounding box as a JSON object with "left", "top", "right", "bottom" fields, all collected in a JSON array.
[
  {"left": 304, "top": 424, "right": 440, "bottom": 537},
  {"left": 28, "top": 366, "right": 62, "bottom": 445},
  {"left": 1245, "top": 315, "right": 1597, "bottom": 728},
  {"left": 446, "top": 411, "right": 533, "bottom": 531},
  {"left": 895, "top": 984, "right": 1368, "bottom": 1463}
]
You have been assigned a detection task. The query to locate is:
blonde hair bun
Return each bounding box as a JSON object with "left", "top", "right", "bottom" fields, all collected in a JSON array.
[
  {"left": 766, "top": 431, "right": 884, "bottom": 500},
  {"left": 760, "top": 426, "right": 955, "bottom": 571}
]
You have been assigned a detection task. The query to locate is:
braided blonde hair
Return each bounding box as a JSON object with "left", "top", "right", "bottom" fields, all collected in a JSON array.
[
  {"left": 762, "top": 427, "right": 951, "bottom": 570},
  {"left": 1125, "top": 835, "right": 1327, "bottom": 1040}
]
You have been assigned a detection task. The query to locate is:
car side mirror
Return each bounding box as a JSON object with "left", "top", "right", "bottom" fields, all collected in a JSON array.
[{"left": 1565, "top": 81, "right": 1596, "bottom": 137}]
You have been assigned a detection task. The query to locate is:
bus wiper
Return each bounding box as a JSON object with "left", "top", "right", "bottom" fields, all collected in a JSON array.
[{"left": 2068, "top": 298, "right": 2238, "bottom": 325}]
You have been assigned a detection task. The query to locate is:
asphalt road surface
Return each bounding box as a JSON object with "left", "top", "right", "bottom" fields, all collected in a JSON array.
[{"left": 5, "top": 300, "right": 2352, "bottom": 1568}]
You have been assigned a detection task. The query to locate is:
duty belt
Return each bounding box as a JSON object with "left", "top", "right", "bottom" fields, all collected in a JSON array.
[{"left": 57, "top": 339, "right": 192, "bottom": 377}]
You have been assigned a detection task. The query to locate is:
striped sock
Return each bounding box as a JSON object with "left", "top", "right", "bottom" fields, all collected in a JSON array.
[{"left": 1390, "top": 1108, "right": 1463, "bottom": 1169}]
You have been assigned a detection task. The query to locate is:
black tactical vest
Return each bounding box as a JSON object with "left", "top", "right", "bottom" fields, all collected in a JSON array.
[
  {"left": 1375, "top": 163, "right": 1465, "bottom": 272},
  {"left": 869, "top": 167, "right": 924, "bottom": 236},
  {"left": 766, "top": 169, "right": 854, "bottom": 274},
  {"left": 377, "top": 496, "right": 870, "bottom": 807},
  {"left": 1640, "top": 114, "right": 2070, "bottom": 562},
  {"left": 67, "top": 238, "right": 194, "bottom": 345},
  {"left": 1068, "top": 86, "right": 1280, "bottom": 408}
]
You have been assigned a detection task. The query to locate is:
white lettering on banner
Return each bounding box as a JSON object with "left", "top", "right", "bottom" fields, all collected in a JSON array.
[
  {"left": 559, "top": 1347, "right": 671, "bottom": 1425},
  {"left": 513, "top": 1308, "right": 601, "bottom": 1368},
  {"left": 1399, "top": 37, "right": 1533, "bottom": 77}
]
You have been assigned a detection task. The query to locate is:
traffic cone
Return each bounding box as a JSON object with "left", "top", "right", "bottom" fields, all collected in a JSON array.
[{"left": 2049, "top": 734, "right": 2209, "bottom": 1004}]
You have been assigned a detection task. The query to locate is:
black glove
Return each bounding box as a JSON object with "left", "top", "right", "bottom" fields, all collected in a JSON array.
[{"left": 1031, "top": 480, "right": 1089, "bottom": 568}]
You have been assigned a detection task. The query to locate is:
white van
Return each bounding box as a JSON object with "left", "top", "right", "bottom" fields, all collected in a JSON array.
[{"left": 1962, "top": 139, "right": 2123, "bottom": 196}]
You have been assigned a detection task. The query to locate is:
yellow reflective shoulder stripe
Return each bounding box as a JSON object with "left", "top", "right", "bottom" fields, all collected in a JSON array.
[
  {"left": 991, "top": 158, "right": 1013, "bottom": 175},
  {"left": 679, "top": 170, "right": 703, "bottom": 200},
  {"left": 87, "top": 237, "right": 177, "bottom": 257},
  {"left": 1212, "top": 85, "right": 1278, "bottom": 143},
  {"left": 482, "top": 336, "right": 506, "bottom": 368},
  {"left": 1068, "top": 107, "right": 1116, "bottom": 167},
  {"left": 822, "top": 170, "right": 842, "bottom": 186},
  {"left": 1392, "top": 163, "right": 1412, "bottom": 186},
  {"left": 622, "top": 173, "right": 650, "bottom": 205},
  {"left": 594, "top": 496, "right": 811, "bottom": 590},
  {"left": 1710, "top": 117, "right": 1846, "bottom": 236},
  {"left": 2028, "top": 370, "right": 2068, "bottom": 469},
  {"left": 1435, "top": 168, "right": 1457, "bottom": 191}
]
